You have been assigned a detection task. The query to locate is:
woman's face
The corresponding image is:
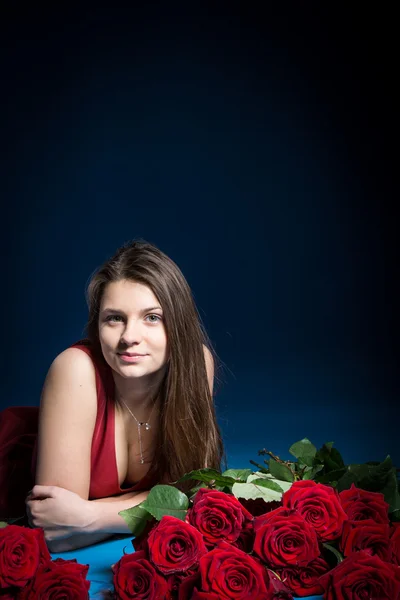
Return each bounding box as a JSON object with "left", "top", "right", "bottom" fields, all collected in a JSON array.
[{"left": 98, "top": 279, "right": 168, "bottom": 380}]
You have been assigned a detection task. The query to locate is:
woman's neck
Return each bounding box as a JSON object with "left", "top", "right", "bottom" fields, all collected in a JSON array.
[{"left": 112, "top": 370, "right": 164, "bottom": 411}]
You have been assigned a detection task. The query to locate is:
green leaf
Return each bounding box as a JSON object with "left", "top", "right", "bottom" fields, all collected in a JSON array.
[
  {"left": 250, "top": 478, "right": 284, "bottom": 493},
  {"left": 177, "top": 468, "right": 236, "bottom": 487},
  {"left": 324, "top": 442, "right": 334, "bottom": 451},
  {"left": 233, "top": 472, "right": 294, "bottom": 505},
  {"left": 335, "top": 457, "right": 393, "bottom": 492},
  {"left": 316, "top": 443, "right": 346, "bottom": 471},
  {"left": 330, "top": 448, "right": 345, "bottom": 468},
  {"left": 232, "top": 481, "right": 283, "bottom": 503},
  {"left": 141, "top": 485, "right": 189, "bottom": 522},
  {"left": 187, "top": 484, "right": 209, "bottom": 500},
  {"left": 302, "top": 464, "right": 324, "bottom": 480},
  {"left": 247, "top": 472, "right": 293, "bottom": 493},
  {"left": 119, "top": 504, "right": 152, "bottom": 536},
  {"left": 391, "top": 508, "right": 400, "bottom": 522},
  {"left": 332, "top": 456, "right": 400, "bottom": 516},
  {"left": 268, "top": 458, "right": 295, "bottom": 483},
  {"left": 323, "top": 542, "right": 344, "bottom": 564},
  {"left": 358, "top": 456, "right": 393, "bottom": 489},
  {"left": 289, "top": 438, "right": 317, "bottom": 467},
  {"left": 222, "top": 469, "right": 253, "bottom": 482},
  {"left": 315, "top": 468, "right": 347, "bottom": 485},
  {"left": 214, "top": 485, "right": 236, "bottom": 494},
  {"left": 0, "top": 521, "right": 8, "bottom": 528},
  {"left": 249, "top": 460, "right": 269, "bottom": 474},
  {"left": 383, "top": 470, "right": 400, "bottom": 516}
]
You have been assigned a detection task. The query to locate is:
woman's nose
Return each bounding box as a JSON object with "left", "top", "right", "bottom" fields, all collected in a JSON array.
[{"left": 120, "top": 321, "right": 142, "bottom": 346}]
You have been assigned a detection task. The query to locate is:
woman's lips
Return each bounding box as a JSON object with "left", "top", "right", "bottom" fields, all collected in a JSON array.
[{"left": 117, "top": 353, "right": 148, "bottom": 363}]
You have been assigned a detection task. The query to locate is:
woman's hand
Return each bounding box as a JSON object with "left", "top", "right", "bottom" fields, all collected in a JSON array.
[{"left": 25, "top": 485, "right": 94, "bottom": 543}]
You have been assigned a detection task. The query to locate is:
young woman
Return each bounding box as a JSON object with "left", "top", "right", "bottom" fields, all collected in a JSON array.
[{"left": 1, "top": 240, "right": 224, "bottom": 552}]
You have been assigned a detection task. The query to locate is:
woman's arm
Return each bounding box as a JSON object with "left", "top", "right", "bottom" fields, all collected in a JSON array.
[
  {"left": 34, "top": 348, "right": 98, "bottom": 499},
  {"left": 46, "top": 490, "right": 149, "bottom": 552},
  {"left": 87, "top": 490, "right": 150, "bottom": 533}
]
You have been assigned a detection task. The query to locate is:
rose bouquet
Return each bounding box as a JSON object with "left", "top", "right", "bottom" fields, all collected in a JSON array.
[
  {"left": 1, "top": 438, "right": 399, "bottom": 599},
  {"left": 0, "top": 524, "right": 91, "bottom": 598},
  {"left": 113, "top": 438, "right": 400, "bottom": 599}
]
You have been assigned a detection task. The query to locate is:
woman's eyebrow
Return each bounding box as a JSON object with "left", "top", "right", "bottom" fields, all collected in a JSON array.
[{"left": 101, "top": 306, "right": 163, "bottom": 315}]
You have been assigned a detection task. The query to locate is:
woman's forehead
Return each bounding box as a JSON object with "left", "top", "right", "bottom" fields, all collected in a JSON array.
[{"left": 100, "top": 280, "right": 161, "bottom": 310}]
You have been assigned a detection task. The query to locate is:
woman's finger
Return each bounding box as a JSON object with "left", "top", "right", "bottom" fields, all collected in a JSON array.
[{"left": 29, "top": 485, "right": 57, "bottom": 498}]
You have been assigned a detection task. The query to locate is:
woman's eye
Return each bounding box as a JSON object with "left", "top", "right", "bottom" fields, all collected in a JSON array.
[
  {"left": 146, "top": 314, "right": 162, "bottom": 323},
  {"left": 106, "top": 315, "right": 123, "bottom": 322}
]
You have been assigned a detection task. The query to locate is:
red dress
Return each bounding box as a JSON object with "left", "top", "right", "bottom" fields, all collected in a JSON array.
[{"left": 0, "top": 340, "right": 158, "bottom": 519}]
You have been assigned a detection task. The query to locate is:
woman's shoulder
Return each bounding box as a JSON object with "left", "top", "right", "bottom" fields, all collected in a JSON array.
[
  {"left": 55, "top": 340, "right": 93, "bottom": 360},
  {"left": 202, "top": 344, "right": 214, "bottom": 394},
  {"left": 48, "top": 344, "right": 97, "bottom": 381},
  {"left": 69, "top": 338, "right": 94, "bottom": 354},
  {"left": 49, "top": 342, "right": 112, "bottom": 396},
  {"left": 53, "top": 340, "right": 102, "bottom": 366}
]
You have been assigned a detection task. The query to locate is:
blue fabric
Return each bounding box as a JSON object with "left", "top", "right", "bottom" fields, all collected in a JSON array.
[{"left": 51, "top": 534, "right": 324, "bottom": 599}]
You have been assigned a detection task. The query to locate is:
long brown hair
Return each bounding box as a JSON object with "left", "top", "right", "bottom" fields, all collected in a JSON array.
[{"left": 85, "top": 239, "right": 226, "bottom": 486}]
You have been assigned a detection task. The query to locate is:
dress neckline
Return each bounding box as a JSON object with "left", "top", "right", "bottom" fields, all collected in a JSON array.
[{"left": 108, "top": 374, "right": 152, "bottom": 492}]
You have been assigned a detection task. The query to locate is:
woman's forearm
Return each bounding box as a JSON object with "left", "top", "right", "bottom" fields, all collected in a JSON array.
[
  {"left": 47, "top": 490, "right": 149, "bottom": 552},
  {"left": 86, "top": 490, "right": 150, "bottom": 534}
]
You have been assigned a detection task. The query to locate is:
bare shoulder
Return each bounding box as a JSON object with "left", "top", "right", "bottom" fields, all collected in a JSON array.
[
  {"left": 41, "top": 345, "right": 98, "bottom": 434},
  {"left": 202, "top": 344, "right": 214, "bottom": 394},
  {"left": 202, "top": 344, "right": 213, "bottom": 365},
  {"left": 49, "top": 346, "right": 97, "bottom": 375},
  {"left": 35, "top": 347, "right": 98, "bottom": 499}
]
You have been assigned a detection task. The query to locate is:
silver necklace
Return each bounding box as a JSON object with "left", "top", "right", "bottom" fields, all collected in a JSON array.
[{"left": 118, "top": 396, "right": 157, "bottom": 464}]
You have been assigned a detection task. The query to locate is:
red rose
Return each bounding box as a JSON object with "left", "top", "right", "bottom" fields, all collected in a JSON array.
[
  {"left": 198, "top": 540, "right": 268, "bottom": 599},
  {"left": 51, "top": 558, "right": 89, "bottom": 572},
  {"left": 131, "top": 517, "right": 157, "bottom": 554},
  {"left": 276, "top": 557, "right": 330, "bottom": 597},
  {"left": 189, "top": 488, "right": 252, "bottom": 546},
  {"left": 113, "top": 550, "right": 168, "bottom": 600},
  {"left": 178, "top": 572, "right": 202, "bottom": 600},
  {"left": 264, "top": 569, "right": 294, "bottom": 599},
  {"left": 232, "top": 519, "right": 255, "bottom": 554},
  {"left": 340, "top": 519, "right": 391, "bottom": 561},
  {"left": 339, "top": 484, "right": 390, "bottom": 523},
  {"left": 390, "top": 522, "right": 400, "bottom": 566},
  {"left": 147, "top": 515, "right": 207, "bottom": 575},
  {"left": 283, "top": 480, "right": 347, "bottom": 542},
  {"left": 320, "top": 551, "right": 400, "bottom": 600},
  {"left": 166, "top": 566, "right": 198, "bottom": 599},
  {"left": 191, "top": 591, "right": 220, "bottom": 599},
  {"left": 0, "top": 525, "right": 51, "bottom": 589},
  {"left": 253, "top": 507, "right": 320, "bottom": 568},
  {"left": 22, "top": 557, "right": 90, "bottom": 600}
]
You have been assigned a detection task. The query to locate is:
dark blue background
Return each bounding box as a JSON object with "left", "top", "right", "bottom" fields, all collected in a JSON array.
[{"left": 2, "top": 6, "right": 398, "bottom": 470}]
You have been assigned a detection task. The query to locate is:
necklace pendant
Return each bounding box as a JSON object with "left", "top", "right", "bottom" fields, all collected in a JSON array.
[
  {"left": 140, "top": 458, "right": 145, "bottom": 464},
  {"left": 145, "top": 422, "right": 151, "bottom": 430}
]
